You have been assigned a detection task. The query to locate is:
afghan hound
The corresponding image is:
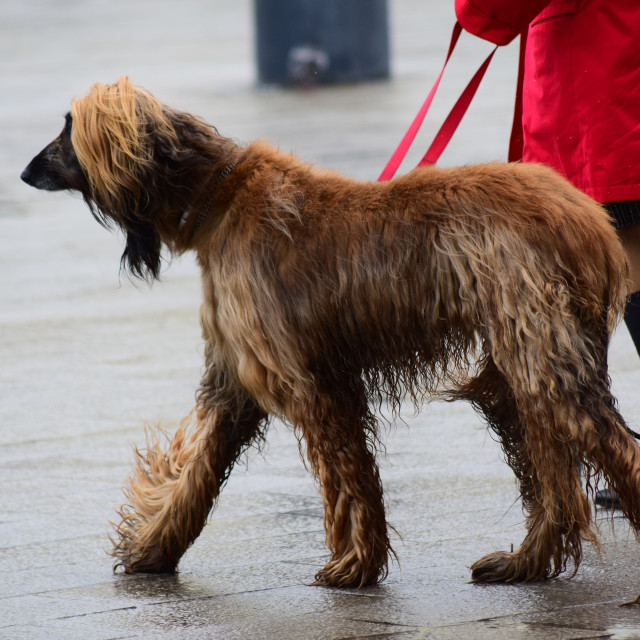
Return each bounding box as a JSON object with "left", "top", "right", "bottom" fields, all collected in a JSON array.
[{"left": 21, "top": 76, "right": 640, "bottom": 588}]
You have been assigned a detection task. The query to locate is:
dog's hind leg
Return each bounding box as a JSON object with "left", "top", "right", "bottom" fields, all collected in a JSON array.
[
  {"left": 566, "top": 354, "right": 640, "bottom": 535},
  {"left": 471, "top": 399, "right": 593, "bottom": 582},
  {"left": 587, "top": 407, "right": 640, "bottom": 530},
  {"left": 452, "top": 355, "right": 538, "bottom": 546},
  {"left": 457, "top": 354, "right": 595, "bottom": 583},
  {"left": 557, "top": 314, "right": 640, "bottom": 529},
  {"left": 291, "top": 378, "right": 392, "bottom": 588},
  {"left": 112, "top": 381, "right": 267, "bottom": 574}
]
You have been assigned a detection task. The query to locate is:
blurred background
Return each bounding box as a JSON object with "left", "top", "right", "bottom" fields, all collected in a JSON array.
[{"left": 1, "top": 0, "right": 528, "bottom": 449}]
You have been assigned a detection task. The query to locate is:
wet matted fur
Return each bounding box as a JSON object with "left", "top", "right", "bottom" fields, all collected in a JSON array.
[{"left": 21, "top": 76, "right": 640, "bottom": 587}]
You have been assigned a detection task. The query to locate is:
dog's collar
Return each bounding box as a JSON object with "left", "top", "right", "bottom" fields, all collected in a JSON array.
[{"left": 182, "top": 162, "right": 237, "bottom": 236}]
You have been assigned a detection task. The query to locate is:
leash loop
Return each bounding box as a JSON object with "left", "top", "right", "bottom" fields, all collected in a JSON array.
[{"left": 378, "top": 21, "right": 497, "bottom": 181}]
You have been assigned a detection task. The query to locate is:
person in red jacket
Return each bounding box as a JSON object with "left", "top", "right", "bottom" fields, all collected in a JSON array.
[{"left": 455, "top": 0, "right": 640, "bottom": 508}]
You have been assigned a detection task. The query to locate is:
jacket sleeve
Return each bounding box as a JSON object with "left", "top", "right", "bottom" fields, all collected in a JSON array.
[{"left": 454, "top": 0, "right": 552, "bottom": 45}]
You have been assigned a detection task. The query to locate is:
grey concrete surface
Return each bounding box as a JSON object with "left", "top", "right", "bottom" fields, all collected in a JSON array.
[{"left": 2, "top": 1, "right": 640, "bottom": 638}]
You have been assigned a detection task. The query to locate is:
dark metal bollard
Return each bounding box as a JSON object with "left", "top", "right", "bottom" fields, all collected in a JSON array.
[{"left": 254, "top": 0, "right": 390, "bottom": 86}]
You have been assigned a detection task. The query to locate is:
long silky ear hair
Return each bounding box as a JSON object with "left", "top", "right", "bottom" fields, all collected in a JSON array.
[{"left": 70, "top": 76, "right": 177, "bottom": 280}]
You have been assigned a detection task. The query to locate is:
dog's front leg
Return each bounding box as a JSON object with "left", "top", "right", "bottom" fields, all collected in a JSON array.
[
  {"left": 111, "top": 383, "right": 266, "bottom": 574},
  {"left": 292, "top": 382, "right": 392, "bottom": 588}
]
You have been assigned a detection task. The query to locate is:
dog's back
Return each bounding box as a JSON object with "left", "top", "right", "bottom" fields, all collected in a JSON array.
[{"left": 204, "top": 146, "right": 628, "bottom": 407}]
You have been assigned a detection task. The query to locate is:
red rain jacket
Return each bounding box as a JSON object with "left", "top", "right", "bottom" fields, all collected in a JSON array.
[{"left": 455, "top": 0, "right": 640, "bottom": 203}]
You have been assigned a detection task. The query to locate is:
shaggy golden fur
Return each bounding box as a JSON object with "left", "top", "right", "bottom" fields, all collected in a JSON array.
[{"left": 21, "top": 76, "right": 640, "bottom": 588}]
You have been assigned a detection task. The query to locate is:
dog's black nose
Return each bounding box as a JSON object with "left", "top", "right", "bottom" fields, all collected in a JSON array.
[{"left": 20, "top": 165, "right": 34, "bottom": 185}]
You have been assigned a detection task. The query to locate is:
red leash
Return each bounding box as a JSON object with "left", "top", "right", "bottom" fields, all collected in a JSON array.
[{"left": 378, "top": 22, "right": 498, "bottom": 181}]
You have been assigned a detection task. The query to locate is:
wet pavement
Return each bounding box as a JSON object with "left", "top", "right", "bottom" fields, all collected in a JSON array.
[{"left": 2, "top": 1, "right": 640, "bottom": 638}]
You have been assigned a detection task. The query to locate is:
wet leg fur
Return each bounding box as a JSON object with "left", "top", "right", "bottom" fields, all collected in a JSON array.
[
  {"left": 22, "top": 78, "right": 640, "bottom": 588},
  {"left": 291, "top": 379, "right": 391, "bottom": 587},
  {"left": 578, "top": 394, "right": 640, "bottom": 535},
  {"left": 112, "top": 380, "right": 267, "bottom": 573},
  {"left": 469, "top": 407, "right": 594, "bottom": 583},
  {"left": 454, "top": 358, "right": 589, "bottom": 582},
  {"left": 458, "top": 309, "right": 637, "bottom": 582}
]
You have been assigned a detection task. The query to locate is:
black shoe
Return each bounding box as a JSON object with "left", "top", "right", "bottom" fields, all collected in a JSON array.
[{"left": 594, "top": 488, "right": 622, "bottom": 510}]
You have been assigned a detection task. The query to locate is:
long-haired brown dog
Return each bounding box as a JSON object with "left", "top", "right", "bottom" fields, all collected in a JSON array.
[{"left": 21, "top": 76, "right": 640, "bottom": 588}]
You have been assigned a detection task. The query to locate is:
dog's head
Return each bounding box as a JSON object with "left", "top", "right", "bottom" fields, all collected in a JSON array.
[{"left": 21, "top": 76, "right": 225, "bottom": 280}]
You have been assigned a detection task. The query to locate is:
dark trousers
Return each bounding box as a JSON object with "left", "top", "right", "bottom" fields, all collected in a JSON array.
[
  {"left": 625, "top": 290, "right": 640, "bottom": 356},
  {"left": 604, "top": 201, "right": 640, "bottom": 357}
]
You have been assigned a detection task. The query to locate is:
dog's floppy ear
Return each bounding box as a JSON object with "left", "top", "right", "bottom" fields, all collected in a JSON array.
[
  {"left": 70, "top": 77, "right": 170, "bottom": 280},
  {"left": 70, "top": 77, "right": 164, "bottom": 214},
  {"left": 80, "top": 190, "right": 162, "bottom": 282},
  {"left": 120, "top": 219, "right": 163, "bottom": 281},
  {"left": 152, "top": 106, "right": 227, "bottom": 174}
]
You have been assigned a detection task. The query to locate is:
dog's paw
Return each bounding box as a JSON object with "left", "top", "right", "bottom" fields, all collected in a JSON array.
[
  {"left": 470, "top": 550, "right": 534, "bottom": 583},
  {"left": 314, "top": 557, "right": 383, "bottom": 589},
  {"left": 314, "top": 563, "right": 362, "bottom": 589}
]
